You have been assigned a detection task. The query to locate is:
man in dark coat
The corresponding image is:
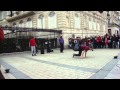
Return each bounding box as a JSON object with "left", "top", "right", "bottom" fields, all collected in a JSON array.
[{"left": 59, "top": 36, "right": 64, "bottom": 53}]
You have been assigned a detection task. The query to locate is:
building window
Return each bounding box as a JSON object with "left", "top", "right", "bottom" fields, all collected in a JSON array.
[
  {"left": 19, "top": 20, "right": 24, "bottom": 28},
  {"left": 7, "top": 11, "right": 10, "bottom": 16},
  {"left": 0, "top": 12, "right": 2, "bottom": 20},
  {"left": 89, "top": 22, "right": 92, "bottom": 30},
  {"left": 97, "top": 23, "right": 100, "bottom": 31},
  {"left": 89, "top": 17, "right": 92, "bottom": 30},
  {"left": 13, "top": 22, "right": 16, "bottom": 27},
  {"left": 26, "top": 18, "right": 32, "bottom": 28},
  {"left": 49, "top": 11, "right": 55, "bottom": 17},
  {"left": 66, "top": 16, "right": 69, "bottom": 27},
  {"left": 103, "top": 24, "right": 106, "bottom": 32},
  {"left": 48, "top": 11, "right": 57, "bottom": 29},
  {"left": 74, "top": 13, "right": 80, "bottom": 29},
  {"left": 1, "top": 11, "right": 7, "bottom": 19},
  {"left": 93, "top": 20, "right": 96, "bottom": 30},
  {"left": 12, "top": 11, "right": 17, "bottom": 16},
  {"left": 37, "top": 14, "right": 45, "bottom": 29}
]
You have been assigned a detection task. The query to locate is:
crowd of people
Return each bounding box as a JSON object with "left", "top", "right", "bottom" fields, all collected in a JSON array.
[
  {"left": 68, "top": 34, "right": 120, "bottom": 49},
  {"left": 68, "top": 34, "right": 120, "bottom": 58}
]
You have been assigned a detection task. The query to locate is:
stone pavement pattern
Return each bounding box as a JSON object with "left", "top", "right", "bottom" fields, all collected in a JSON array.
[{"left": 0, "top": 49, "right": 120, "bottom": 79}]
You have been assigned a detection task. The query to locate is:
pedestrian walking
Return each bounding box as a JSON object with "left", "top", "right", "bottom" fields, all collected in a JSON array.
[{"left": 29, "top": 37, "right": 37, "bottom": 56}]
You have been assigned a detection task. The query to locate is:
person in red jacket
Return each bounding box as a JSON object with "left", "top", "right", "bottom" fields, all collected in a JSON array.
[
  {"left": 29, "top": 37, "right": 37, "bottom": 56},
  {"left": 105, "top": 36, "right": 108, "bottom": 48},
  {"left": 0, "top": 25, "right": 4, "bottom": 53},
  {"left": 80, "top": 46, "right": 93, "bottom": 58},
  {"left": 0, "top": 25, "right": 4, "bottom": 41},
  {"left": 98, "top": 36, "right": 102, "bottom": 48},
  {"left": 96, "top": 36, "right": 99, "bottom": 48}
]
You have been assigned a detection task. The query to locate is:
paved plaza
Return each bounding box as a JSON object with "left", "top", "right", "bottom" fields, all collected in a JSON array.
[{"left": 0, "top": 49, "right": 120, "bottom": 79}]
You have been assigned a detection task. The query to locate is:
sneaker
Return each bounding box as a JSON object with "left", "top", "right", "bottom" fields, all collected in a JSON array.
[
  {"left": 34, "top": 54, "right": 37, "bottom": 56},
  {"left": 32, "top": 54, "right": 34, "bottom": 56}
]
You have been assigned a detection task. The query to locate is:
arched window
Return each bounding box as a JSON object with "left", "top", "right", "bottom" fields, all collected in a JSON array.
[
  {"left": 93, "top": 20, "right": 96, "bottom": 30},
  {"left": 26, "top": 18, "right": 32, "bottom": 28},
  {"left": 103, "top": 24, "right": 106, "bottom": 32},
  {"left": 74, "top": 13, "right": 80, "bottom": 29},
  {"left": 19, "top": 20, "right": 24, "bottom": 28},
  {"left": 91, "top": 18, "right": 94, "bottom": 30},
  {"left": 37, "top": 14, "right": 45, "bottom": 28},
  {"left": 13, "top": 22, "right": 16, "bottom": 27},
  {"left": 66, "top": 16, "right": 69, "bottom": 27},
  {"left": 89, "top": 17, "right": 92, "bottom": 30},
  {"left": 97, "top": 22, "right": 100, "bottom": 31},
  {"left": 48, "top": 11, "right": 57, "bottom": 29}
]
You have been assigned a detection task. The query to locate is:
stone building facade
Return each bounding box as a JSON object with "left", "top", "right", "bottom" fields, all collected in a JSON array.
[
  {"left": 0, "top": 11, "right": 108, "bottom": 46},
  {"left": 107, "top": 11, "right": 120, "bottom": 35}
]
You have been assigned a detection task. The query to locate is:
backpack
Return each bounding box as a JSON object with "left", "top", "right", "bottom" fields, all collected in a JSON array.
[{"left": 74, "top": 43, "right": 79, "bottom": 51}]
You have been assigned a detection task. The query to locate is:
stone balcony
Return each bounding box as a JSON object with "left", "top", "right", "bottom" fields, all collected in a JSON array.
[
  {"left": 108, "top": 22, "right": 120, "bottom": 27},
  {"left": 6, "top": 11, "right": 35, "bottom": 22}
]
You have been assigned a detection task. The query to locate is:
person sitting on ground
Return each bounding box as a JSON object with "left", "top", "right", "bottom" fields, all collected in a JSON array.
[{"left": 80, "top": 46, "right": 93, "bottom": 58}]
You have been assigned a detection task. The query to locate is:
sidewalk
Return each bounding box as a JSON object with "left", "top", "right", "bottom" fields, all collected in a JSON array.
[
  {"left": 0, "top": 49, "right": 120, "bottom": 79},
  {"left": 104, "top": 52, "right": 120, "bottom": 79}
]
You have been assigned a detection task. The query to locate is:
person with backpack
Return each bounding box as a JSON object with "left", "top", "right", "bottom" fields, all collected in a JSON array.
[{"left": 73, "top": 38, "right": 82, "bottom": 58}]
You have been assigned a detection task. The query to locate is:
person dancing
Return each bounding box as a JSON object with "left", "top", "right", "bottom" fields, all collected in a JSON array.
[{"left": 80, "top": 46, "right": 93, "bottom": 58}]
